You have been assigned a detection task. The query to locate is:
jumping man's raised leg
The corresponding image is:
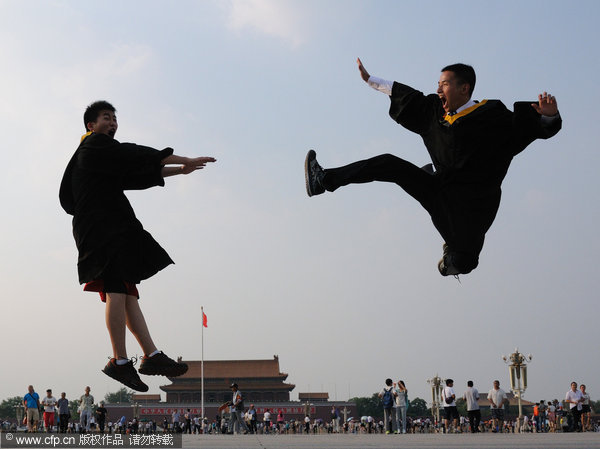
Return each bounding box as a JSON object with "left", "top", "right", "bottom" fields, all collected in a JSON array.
[
  {"left": 305, "top": 149, "right": 481, "bottom": 276},
  {"left": 125, "top": 295, "right": 157, "bottom": 356},
  {"left": 102, "top": 292, "right": 149, "bottom": 392},
  {"left": 305, "top": 150, "right": 436, "bottom": 206}
]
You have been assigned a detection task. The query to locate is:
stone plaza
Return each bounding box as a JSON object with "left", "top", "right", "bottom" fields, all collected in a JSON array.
[{"left": 181, "top": 432, "right": 600, "bottom": 449}]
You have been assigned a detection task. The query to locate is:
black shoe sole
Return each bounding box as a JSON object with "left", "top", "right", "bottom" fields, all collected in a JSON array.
[
  {"left": 138, "top": 363, "right": 188, "bottom": 377},
  {"left": 102, "top": 366, "right": 149, "bottom": 392},
  {"left": 305, "top": 150, "right": 316, "bottom": 197}
]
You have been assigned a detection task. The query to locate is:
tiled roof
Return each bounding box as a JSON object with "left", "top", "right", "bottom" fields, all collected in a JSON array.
[
  {"left": 160, "top": 382, "right": 295, "bottom": 392},
  {"left": 299, "top": 392, "right": 329, "bottom": 399},
  {"left": 173, "top": 356, "right": 288, "bottom": 379}
]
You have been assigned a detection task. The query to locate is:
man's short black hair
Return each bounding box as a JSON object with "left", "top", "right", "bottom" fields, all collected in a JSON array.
[
  {"left": 467, "top": 380, "right": 473, "bottom": 387},
  {"left": 84, "top": 100, "right": 116, "bottom": 131},
  {"left": 441, "top": 63, "right": 476, "bottom": 97},
  {"left": 446, "top": 378, "right": 454, "bottom": 386},
  {"left": 385, "top": 378, "right": 393, "bottom": 386}
]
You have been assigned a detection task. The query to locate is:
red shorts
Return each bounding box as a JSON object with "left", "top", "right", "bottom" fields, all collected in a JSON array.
[{"left": 84, "top": 280, "right": 139, "bottom": 302}]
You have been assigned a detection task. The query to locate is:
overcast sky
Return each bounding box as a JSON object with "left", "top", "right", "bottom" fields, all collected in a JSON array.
[{"left": 1, "top": 0, "right": 598, "bottom": 408}]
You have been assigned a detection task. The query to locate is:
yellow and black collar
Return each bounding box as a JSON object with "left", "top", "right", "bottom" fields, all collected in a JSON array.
[
  {"left": 80, "top": 131, "right": 93, "bottom": 143},
  {"left": 444, "top": 100, "right": 488, "bottom": 125}
]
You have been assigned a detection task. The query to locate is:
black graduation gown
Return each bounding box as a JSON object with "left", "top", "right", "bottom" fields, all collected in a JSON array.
[
  {"left": 59, "top": 133, "right": 175, "bottom": 285},
  {"left": 388, "top": 82, "right": 562, "bottom": 262}
]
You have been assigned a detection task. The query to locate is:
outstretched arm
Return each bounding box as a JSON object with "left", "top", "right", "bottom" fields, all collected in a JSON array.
[
  {"left": 161, "top": 155, "right": 216, "bottom": 177},
  {"left": 531, "top": 92, "right": 559, "bottom": 116}
]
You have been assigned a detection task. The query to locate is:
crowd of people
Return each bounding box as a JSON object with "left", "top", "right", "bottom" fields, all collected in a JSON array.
[
  {"left": 3, "top": 380, "right": 595, "bottom": 436},
  {"left": 16, "top": 385, "right": 108, "bottom": 433},
  {"left": 377, "top": 378, "right": 595, "bottom": 434},
  {"left": 165, "top": 411, "right": 344, "bottom": 435}
]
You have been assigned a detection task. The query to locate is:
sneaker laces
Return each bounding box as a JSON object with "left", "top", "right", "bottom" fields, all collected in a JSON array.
[{"left": 310, "top": 159, "right": 324, "bottom": 187}]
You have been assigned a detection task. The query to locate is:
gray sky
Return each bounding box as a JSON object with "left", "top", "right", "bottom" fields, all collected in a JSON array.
[{"left": 1, "top": 0, "right": 598, "bottom": 407}]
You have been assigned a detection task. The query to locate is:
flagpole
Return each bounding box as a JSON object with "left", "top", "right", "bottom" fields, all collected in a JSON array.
[{"left": 201, "top": 306, "right": 205, "bottom": 423}]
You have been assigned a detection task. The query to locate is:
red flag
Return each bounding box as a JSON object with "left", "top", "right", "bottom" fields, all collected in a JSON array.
[{"left": 202, "top": 311, "right": 208, "bottom": 328}]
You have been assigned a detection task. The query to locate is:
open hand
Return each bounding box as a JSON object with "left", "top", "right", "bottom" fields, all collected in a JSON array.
[
  {"left": 531, "top": 92, "right": 558, "bottom": 116},
  {"left": 357, "top": 58, "right": 370, "bottom": 82},
  {"left": 181, "top": 156, "right": 216, "bottom": 174}
]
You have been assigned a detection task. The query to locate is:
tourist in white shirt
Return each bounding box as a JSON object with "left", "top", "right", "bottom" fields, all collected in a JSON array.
[
  {"left": 463, "top": 380, "right": 480, "bottom": 433},
  {"left": 303, "top": 415, "right": 310, "bottom": 434},
  {"left": 580, "top": 384, "right": 592, "bottom": 431},
  {"left": 565, "top": 382, "right": 584, "bottom": 432},
  {"left": 441, "top": 379, "right": 458, "bottom": 433},
  {"left": 41, "top": 389, "right": 57, "bottom": 432},
  {"left": 487, "top": 380, "right": 507, "bottom": 433},
  {"left": 263, "top": 409, "right": 272, "bottom": 434}
]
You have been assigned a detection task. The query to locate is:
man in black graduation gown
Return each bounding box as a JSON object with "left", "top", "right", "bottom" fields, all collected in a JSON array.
[
  {"left": 60, "top": 101, "right": 216, "bottom": 390},
  {"left": 305, "top": 59, "right": 561, "bottom": 276}
]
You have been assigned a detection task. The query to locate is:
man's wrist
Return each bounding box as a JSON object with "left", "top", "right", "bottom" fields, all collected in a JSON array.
[{"left": 367, "top": 76, "right": 393, "bottom": 96}]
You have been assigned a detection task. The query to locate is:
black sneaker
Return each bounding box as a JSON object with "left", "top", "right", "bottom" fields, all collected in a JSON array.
[
  {"left": 138, "top": 351, "right": 188, "bottom": 377},
  {"left": 102, "top": 358, "right": 149, "bottom": 392},
  {"left": 438, "top": 243, "right": 460, "bottom": 276},
  {"left": 304, "top": 150, "right": 325, "bottom": 197}
]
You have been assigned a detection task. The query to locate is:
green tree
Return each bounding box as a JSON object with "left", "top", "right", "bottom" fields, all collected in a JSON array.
[
  {"left": 456, "top": 397, "right": 467, "bottom": 416},
  {"left": 0, "top": 397, "right": 25, "bottom": 420},
  {"left": 407, "top": 397, "right": 430, "bottom": 417},
  {"left": 104, "top": 388, "right": 133, "bottom": 404},
  {"left": 349, "top": 393, "right": 383, "bottom": 418},
  {"left": 69, "top": 398, "right": 80, "bottom": 422}
]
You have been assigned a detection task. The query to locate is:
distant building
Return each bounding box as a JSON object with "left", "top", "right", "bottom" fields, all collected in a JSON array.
[
  {"left": 131, "top": 394, "right": 161, "bottom": 404},
  {"left": 104, "top": 355, "right": 356, "bottom": 424},
  {"left": 160, "top": 355, "right": 295, "bottom": 403},
  {"left": 299, "top": 392, "right": 329, "bottom": 402}
]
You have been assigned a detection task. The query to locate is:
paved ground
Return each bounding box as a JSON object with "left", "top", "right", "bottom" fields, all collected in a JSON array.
[{"left": 182, "top": 433, "right": 600, "bottom": 449}]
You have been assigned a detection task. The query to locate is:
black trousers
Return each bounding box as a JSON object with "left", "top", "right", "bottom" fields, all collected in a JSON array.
[
  {"left": 323, "top": 154, "right": 496, "bottom": 273},
  {"left": 59, "top": 414, "right": 69, "bottom": 433},
  {"left": 570, "top": 408, "right": 582, "bottom": 431},
  {"left": 467, "top": 410, "right": 481, "bottom": 433}
]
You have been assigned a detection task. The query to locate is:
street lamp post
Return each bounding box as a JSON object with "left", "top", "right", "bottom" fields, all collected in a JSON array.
[
  {"left": 14, "top": 404, "right": 24, "bottom": 429},
  {"left": 427, "top": 375, "right": 444, "bottom": 426},
  {"left": 303, "top": 401, "right": 313, "bottom": 418},
  {"left": 502, "top": 348, "right": 532, "bottom": 433}
]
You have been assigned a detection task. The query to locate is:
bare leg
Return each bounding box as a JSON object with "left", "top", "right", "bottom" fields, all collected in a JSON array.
[
  {"left": 105, "top": 293, "right": 128, "bottom": 359},
  {"left": 125, "top": 295, "right": 157, "bottom": 356}
]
